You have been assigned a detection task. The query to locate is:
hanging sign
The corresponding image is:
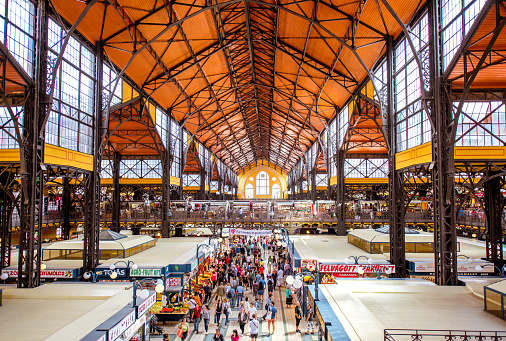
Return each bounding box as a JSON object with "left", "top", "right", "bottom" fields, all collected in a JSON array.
[
  {"left": 230, "top": 228, "right": 272, "bottom": 236},
  {"left": 319, "top": 264, "right": 396, "bottom": 274}
]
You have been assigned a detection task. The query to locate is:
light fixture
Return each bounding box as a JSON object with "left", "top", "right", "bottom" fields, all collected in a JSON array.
[
  {"left": 475, "top": 265, "right": 484, "bottom": 272},
  {"left": 272, "top": 177, "right": 276, "bottom": 181},
  {"left": 109, "top": 264, "right": 116, "bottom": 270},
  {"left": 385, "top": 267, "right": 392, "bottom": 275},
  {"left": 249, "top": 177, "right": 254, "bottom": 181},
  {"left": 306, "top": 230, "right": 310, "bottom": 234},
  {"left": 286, "top": 275, "right": 294, "bottom": 285},
  {"left": 83, "top": 272, "right": 91, "bottom": 279},
  {"left": 277, "top": 241, "right": 282, "bottom": 247},
  {"left": 281, "top": 241, "right": 287, "bottom": 248},
  {"left": 131, "top": 263, "right": 138, "bottom": 270},
  {"left": 40, "top": 263, "right": 47, "bottom": 270},
  {"left": 357, "top": 267, "right": 365, "bottom": 275},
  {"left": 293, "top": 278, "right": 303, "bottom": 289},
  {"left": 344, "top": 258, "right": 351, "bottom": 264},
  {"left": 155, "top": 284, "right": 164, "bottom": 293},
  {"left": 139, "top": 289, "right": 150, "bottom": 299},
  {"left": 467, "top": 257, "right": 475, "bottom": 263},
  {"left": 218, "top": 237, "right": 223, "bottom": 243},
  {"left": 1, "top": 273, "right": 8, "bottom": 280},
  {"left": 472, "top": 233, "right": 477, "bottom": 238},
  {"left": 367, "top": 258, "right": 374, "bottom": 264},
  {"left": 110, "top": 272, "right": 118, "bottom": 279}
]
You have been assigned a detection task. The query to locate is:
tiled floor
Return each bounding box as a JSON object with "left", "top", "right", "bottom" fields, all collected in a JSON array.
[{"left": 151, "top": 250, "right": 319, "bottom": 341}]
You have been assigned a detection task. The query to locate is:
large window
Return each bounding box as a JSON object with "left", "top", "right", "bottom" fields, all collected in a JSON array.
[
  {"left": 120, "top": 159, "right": 162, "bottom": 179},
  {"left": 344, "top": 159, "right": 388, "bottom": 178},
  {"left": 256, "top": 171, "right": 269, "bottom": 195},
  {"left": 45, "top": 18, "right": 95, "bottom": 154},
  {"left": 245, "top": 183, "right": 254, "bottom": 198},
  {"left": 0, "top": 106, "right": 22, "bottom": 148},
  {"left": 455, "top": 101, "right": 506, "bottom": 146},
  {"left": 102, "top": 62, "right": 122, "bottom": 107},
  {"left": 0, "top": 0, "right": 35, "bottom": 77},
  {"left": 272, "top": 183, "right": 281, "bottom": 199},
  {"left": 394, "top": 14, "right": 430, "bottom": 153},
  {"left": 442, "top": 0, "right": 487, "bottom": 70}
]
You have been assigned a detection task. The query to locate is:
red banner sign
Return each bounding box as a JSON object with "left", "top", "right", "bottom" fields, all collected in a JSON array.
[{"left": 319, "top": 264, "right": 396, "bottom": 274}]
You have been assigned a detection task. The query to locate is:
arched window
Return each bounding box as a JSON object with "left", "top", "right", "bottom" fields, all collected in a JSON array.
[
  {"left": 245, "top": 183, "right": 254, "bottom": 198},
  {"left": 256, "top": 171, "right": 269, "bottom": 195},
  {"left": 272, "top": 183, "right": 281, "bottom": 199}
]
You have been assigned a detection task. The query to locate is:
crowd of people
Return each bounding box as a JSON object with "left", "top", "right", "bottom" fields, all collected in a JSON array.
[{"left": 168, "top": 234, "right": 315, "bottom": 340}]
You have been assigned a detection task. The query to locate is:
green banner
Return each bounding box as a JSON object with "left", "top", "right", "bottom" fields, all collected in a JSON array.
[{"left": 129, "top": 268, "right": 162, "bottom": 277}]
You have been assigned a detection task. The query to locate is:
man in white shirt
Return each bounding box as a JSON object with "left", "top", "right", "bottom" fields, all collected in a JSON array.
[
  {"left": 249, "top": 314, "right": 259, "bottom": 341},
  {"left": 248, "top": 302, "right": 258, "bottom": 321},
  {"left": 277, "top": 268, "right": 284, "bottom": 286}
]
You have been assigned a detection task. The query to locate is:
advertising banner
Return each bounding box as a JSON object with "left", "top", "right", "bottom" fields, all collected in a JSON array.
[
  {"left": 230, "top": 228, "right": 272, "bottom": 236},
  {"left": 1, "top": 269, "right": 77, "bottom": 278},
  {"left": 319, "top": 263, "right": 396, "bottom": 274}
]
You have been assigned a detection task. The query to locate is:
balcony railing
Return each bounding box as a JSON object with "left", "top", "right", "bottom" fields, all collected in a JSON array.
[
  {"left": 8, "top": 210, "right": 497, "bottom": 229},
  {"left": 384, "top": 329, "right": 506, "bottom": 341}
]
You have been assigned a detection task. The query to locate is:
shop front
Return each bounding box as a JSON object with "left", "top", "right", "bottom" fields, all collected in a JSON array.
[
  {"left": 407, "top": 259, "right": 493, "bottom": 282},
  {"left": 307, "top": 286, "right": 351, "bottom": 341},
  {"left": 82, "top": 290, "right": 156, "bottom": 341}
]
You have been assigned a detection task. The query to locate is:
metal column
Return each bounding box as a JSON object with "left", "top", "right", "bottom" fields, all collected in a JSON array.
[
  {"left": 83, "top": 42, "right": 104, "bottom": 274},
  {"left": 17, "top": 0, "right": 48, "bottom": 288},
  {"left": 335, "top": 150, "right": 346, "bottom": 235},
  {"left": 484, "top": 173, "right": 504, "bottom": 272},
  {"left": 161, "top": 150, "right": 171, "bottom": 238},
  {"left": 0, "top": 187, "right": 12, "bottom": 272},
  {"left": 386, "top": 35, "right": 406, "bottom": 278},
  {"left": 429, "top": 0, "right": 457, "bottom": 285},
  {"left": 62, "top": 177, "right": 71, "bottom": 240},
  {"left": 111, "top": 152, "right": 121, "bottom": 232}
]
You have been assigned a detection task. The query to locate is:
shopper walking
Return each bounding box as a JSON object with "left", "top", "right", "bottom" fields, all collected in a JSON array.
[
  {"left": 237, "top": 306, "right": 248, "bottom": 336},
  {"left": 306, "top": 303, "right": 315, "bottom": 335},
  {"left": 212, "top": 328, "right": 225, "bottom": 341},
  {"left": 215, "top": 299, "right": 223, "bottom": 325},
  {"left": 177, "top": 318, "right": 190, "bottom": 341},
  {"left": 216, "top": 282, "right": 226, "bottom": 301},
  {"left": 202, "top": 305, "right": 211, "bottom": 334},
  {"left": 267, "top": 301, "right": 277, "bottom": 335},
  {"left": 192, "top": 304, "right": 201, "bottom": 334},
  {"left": 249, "top": 314, "right": 259, "bottom": 341},
  {"left": 223, "top": 298, "right": 231, "bottom": 325},
  {"left": 295, "top": 302, "right": 302, "bottom": 333}
]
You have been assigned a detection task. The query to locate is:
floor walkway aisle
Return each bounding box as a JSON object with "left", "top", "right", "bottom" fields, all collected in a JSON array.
[{"left": 153, "top": 248, "right": 320, "bottom": 341}]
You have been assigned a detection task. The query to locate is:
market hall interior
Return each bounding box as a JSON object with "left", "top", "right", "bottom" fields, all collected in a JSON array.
[{"left": 2, "top": 0, "right": 506, "bottom": 340}]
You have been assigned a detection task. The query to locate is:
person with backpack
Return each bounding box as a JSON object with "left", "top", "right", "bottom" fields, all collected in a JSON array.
[
  {"left": 188, "top": 296, "right": 197, "bottom": 321},
  {"left": 257, "top": 278, "right": 264, "bottom": 302},
  {"left": 267, "top": 276, "right": 274, "bottom": 295},
  {"left": 249, "top": 314, "right": 259, "bottom": 341},
  {"left": 267, "top": 301, "right": 277, "bottom": 335},
  {"left": 261, "top": 294, "right": 272, "bottom": 320}
]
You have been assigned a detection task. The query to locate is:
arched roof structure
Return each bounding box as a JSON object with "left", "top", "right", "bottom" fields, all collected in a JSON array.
[{"left": 51, "top": 0, "right": 426, "bottom": 172}]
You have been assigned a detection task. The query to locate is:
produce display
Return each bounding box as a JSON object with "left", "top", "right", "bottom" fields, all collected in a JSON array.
[{"left": 150, "top": 301, "right": 189, "bottom": 314}]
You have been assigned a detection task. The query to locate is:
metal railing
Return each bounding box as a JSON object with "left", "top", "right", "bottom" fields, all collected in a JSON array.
[
  {"left": 384, "top": 329, "right": 506, "bottom": 340},
  {"left": 8, "top": 209, "right": 498, "bottom": 229}
]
